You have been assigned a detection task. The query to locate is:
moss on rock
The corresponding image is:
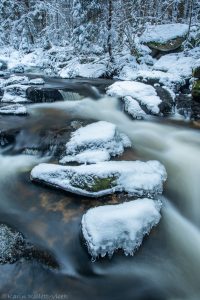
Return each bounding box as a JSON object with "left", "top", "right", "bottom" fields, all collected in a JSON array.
[
  {"left": 146, "top": 36, "right": 185, "bottom": 52},
  {"left": 193, "top": 66, "right": 200, "bottom": 79},
  {"left": 192, "top": 80, "right": 200, "bottom": 101},
  {"left": 70, "top": 174, "right": 118, "bottom": 192}
]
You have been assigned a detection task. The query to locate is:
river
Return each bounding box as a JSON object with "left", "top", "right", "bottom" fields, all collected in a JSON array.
[{"left": 0, "top": 78, "right": 200, "bottom": 300}]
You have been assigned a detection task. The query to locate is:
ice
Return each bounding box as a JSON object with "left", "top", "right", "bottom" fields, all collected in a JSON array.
[
  {"left": 31, "top": 160, "right": 167, "bottom": 198},
  {"left": 107, "top": 81, "right": 161, "bottom": 114},
  {"left": 60, "top": 121, "right": 131, "bottom": 164},
  {"left": 123, "top": 96, "right": 147, "bottom": 119},
  {"left": 0, "top": 104, "right": 27, "bottom": 115},
  {"left": 1, "top": 84, "right": 30, "bottom": 103},
  {"left": 140, "top": 23, "right": 188, "bottom": 44},
  {"left": 29, "top": 78, "right": 45, "bottom": 85},
  {"left": 82, "top": 198, "right": 162, "bottom": 259}
]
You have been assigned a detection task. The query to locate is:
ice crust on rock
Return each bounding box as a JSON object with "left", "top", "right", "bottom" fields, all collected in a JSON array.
[
  {"left": 82, "top": 198, "right": 162, "bottom": 259},
  {"left": 60, "top": 121, "right": 131, "bottom": 164},
  {"left": 0, "top": 104, "right": 27, "bottom": 115},
  {"left": 140, "top": 23, "right": 188, "bottom": 44},
  {"left": 106, "top": 81, "right": 161, "bottom": 114},
  {"left": 31, "top": 160, "right": 167, "bottom": 197}
]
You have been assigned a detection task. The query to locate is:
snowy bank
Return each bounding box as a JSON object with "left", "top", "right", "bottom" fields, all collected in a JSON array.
[
  {"left": 107, "top": 81, "right": 162, "bottom": 114},
  {"left": 82, "top": 198, "right": 162, "bottom": 259},
  {"left": 60, "top": 121, "right": 131, "bottom": 164},
  {"left": 31, "top": 160, "right": 167, "bottom": 198},
  {"left": 1, "top": 84, "right": 30, "bottom": 103}
]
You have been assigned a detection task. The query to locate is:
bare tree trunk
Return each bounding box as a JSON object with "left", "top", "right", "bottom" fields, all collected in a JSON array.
[{"left": 107, "top": 0, "right": 113, "bottom": 62}]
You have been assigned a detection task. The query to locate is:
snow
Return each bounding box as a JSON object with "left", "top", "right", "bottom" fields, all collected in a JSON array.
[
  {"left": 135, "top": 70, "right": 184, "bottom": 91},
  {"left": 140, "top": 24, "right": 188, "bottom": 44},
  {"left": 60, "top": 121, "right": 131, "bottom": 164},
  {"left": 29, "top": 78, "right": 45, "bottom": 85},
  {"left": 60, "top": 149, "right": 111, "bottom": 164},
  {"left": 123, "top": 96, "right": 147, "bottom": 119},
  {"left": 107, "top": 81, "right": 162, "bottom": 114},
  {"left": 82, "top": 198, "right": 162, "bottom": 259},
  {"left": 59, "top": 59, "right": 106, "bottom": 78},
  {"left": 30, "top": 160, "right": 167, "bottom": 198},
  {"left": 1, "top": 84, "right": 30, "bottom": 103},
  {"left": 0, "top": 104, "right": 27, "bottom": 115},
  {"left": 3, "top": 75, "right": 29, "bottom": 86},
  {"left": 153, "top": 54, "right": 195, "bottom": 79}
]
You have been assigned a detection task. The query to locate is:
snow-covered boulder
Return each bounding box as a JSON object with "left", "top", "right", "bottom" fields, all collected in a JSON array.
[
  {"left": 30, "top": 160, "right": 167, "bottom": 198},
  {"left": 82, "top": 198, "right": 162, "bottom": 259},
  {"left": 135, "top": 70, "right": 184, "bottom": 91},
  {"left": 153, "top": 53, "right": 195, "bottom": 79},
  {"left": 122, "top": 96, "right": 146, "bottom": 119},
  {"left": 9, "top": 64, "right": 25, "bottom": 73},
  {"left": 29, "top": 78, "right": 45, "bottom": 85},
  {"left": 0, "top": 224, "right": 25, "bottom": 264},
  {"left": 140, "top": 23, "right": 188, "bottom": 52},
  {"left": 0, "top": 104, "right": 27, "bottom": 115},
  {"left": 107, "top": 81, "right": 162, "bottom": 114},
  {"left": 60, "top": 121, "right": 131, "bottom": 164},
  {"left": 1, "top": 84, "right": 30, "bottom": 103},
  {"left": 3, "top": 75, "right": 29, "bottom": 87}
]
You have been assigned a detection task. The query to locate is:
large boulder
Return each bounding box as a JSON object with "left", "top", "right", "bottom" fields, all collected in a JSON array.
[
  {"left": 26, "top": 87, "right": 63, "bottom": 102},
  {"left": 140, "top": 24, "right": 188, "bottom": 52}
]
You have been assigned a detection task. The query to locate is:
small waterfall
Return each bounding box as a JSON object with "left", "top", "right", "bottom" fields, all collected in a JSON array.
[{"left": 59, "top": 90, "right": 84, "bottom": 101}]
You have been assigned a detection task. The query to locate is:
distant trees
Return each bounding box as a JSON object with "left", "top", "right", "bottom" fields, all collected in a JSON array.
[{"left": 0, "top": 0, "right": 199, "bottom": 55}]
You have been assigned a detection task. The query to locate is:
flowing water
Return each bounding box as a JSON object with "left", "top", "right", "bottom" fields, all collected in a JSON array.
[{"left": 0, "top": 78, "right": 200, "bottom": 300}]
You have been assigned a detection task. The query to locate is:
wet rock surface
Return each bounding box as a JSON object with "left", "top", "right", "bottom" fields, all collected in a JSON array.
[{"left": 26, "top": 86, "right": 64, "bottom": 102}]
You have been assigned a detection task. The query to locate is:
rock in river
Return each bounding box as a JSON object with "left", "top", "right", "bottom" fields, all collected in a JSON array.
[
  {"left": 60, "top": 121, "right": 131, "bottom": 164},
  {"left": 82, "top": 198, "right": 162, "bottom": 259},
  {"left": 30, "top": 160, "right": 167, "bottom": 198}
]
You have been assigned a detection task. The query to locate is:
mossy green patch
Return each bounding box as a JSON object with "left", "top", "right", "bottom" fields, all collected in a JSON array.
[
  {"left": 192, "top": 80, "right": 200, "bottom": 100},
  {"left": 146, "top": 36, "right": 185, "bottom": 52},
  {"left": 70, "top": 174, "right": 118, "bottom": 192},
  {"left": 193, "top": 66, "right": 200, "bottom": 79}
]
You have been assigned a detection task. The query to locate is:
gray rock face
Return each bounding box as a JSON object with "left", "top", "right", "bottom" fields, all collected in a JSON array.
[{"left": 26, "top": 87, "right": 63, "bottom": 102}]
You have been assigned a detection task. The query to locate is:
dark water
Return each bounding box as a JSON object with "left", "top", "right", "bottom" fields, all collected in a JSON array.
[{"left": 0, "top": 78, "right": 200, "bottom": 300}]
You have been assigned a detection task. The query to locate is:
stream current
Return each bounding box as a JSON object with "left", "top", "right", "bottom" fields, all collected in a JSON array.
[{"left": 0, "top": 78, "right": 200, "bottom": 300}]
